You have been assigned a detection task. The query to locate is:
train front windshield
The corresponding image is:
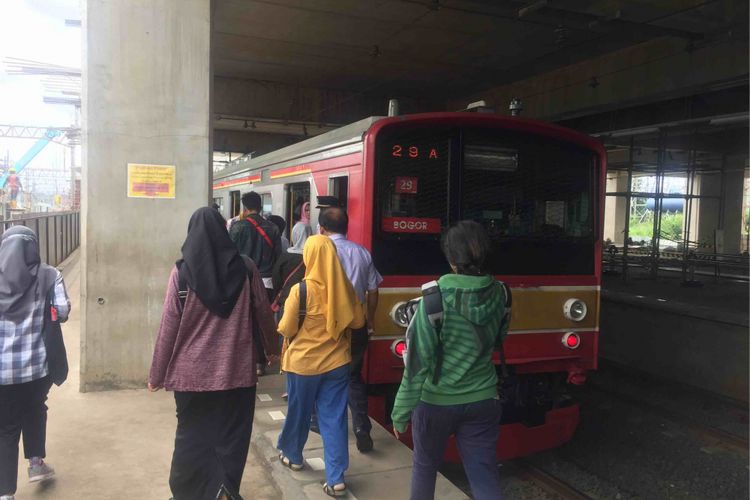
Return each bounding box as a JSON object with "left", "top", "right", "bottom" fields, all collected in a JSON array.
[{"left": 373, "top": 126, "right": 599, "bottom": 276}]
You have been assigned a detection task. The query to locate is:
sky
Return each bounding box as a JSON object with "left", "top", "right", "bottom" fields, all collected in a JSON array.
[{"left": 0, "top": 0, "right": 80, "bottom": 184}]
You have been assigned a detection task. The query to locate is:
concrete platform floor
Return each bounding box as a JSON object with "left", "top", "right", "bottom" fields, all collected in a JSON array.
[{"left": 12, "top": 252, "right": 466, "bottom": 499}]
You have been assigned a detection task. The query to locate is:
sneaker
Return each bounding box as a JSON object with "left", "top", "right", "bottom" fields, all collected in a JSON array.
[
  {"left": 28, "top": 461, "right": 55, "bottom": 483},
  {"left": 0, "top": 494, "right": 15, "bottom": 500},
  {"left": 355, "top": 432, "right": 373, "bottom": 453}
]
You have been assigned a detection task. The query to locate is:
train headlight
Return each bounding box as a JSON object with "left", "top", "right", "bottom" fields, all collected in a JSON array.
[
  {"left": 389, "top": 299, "right": 420, "bottom": 328},
  {"left": 563, "top": 298, "right": 587, "bottom": 322},
  {"left": 390, "top": 302, "right": 410, "bottom": 327}
]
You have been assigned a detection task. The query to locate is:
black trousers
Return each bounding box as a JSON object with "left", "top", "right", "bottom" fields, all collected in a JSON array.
[
  {"left": 0, "top": 376, "right": 52, "bottom": 495},
  {"left": 349, "top": 326, "right": 371, "bottom": 434},
  {"left": 170, "top": 386, "right": 256, "bottom": 500},
  {"left": 411, "top": 399, "right": 502, "bottom": 500}
]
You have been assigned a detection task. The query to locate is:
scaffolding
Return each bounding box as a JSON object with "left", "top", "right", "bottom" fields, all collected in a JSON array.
[{"left": 602, "top": 122, "right": 748, "bottom": 284}]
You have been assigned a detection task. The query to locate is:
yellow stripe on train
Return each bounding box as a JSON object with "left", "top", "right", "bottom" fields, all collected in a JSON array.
[{"left": 370, "top": 287, "right": 599, "bottom": 337}]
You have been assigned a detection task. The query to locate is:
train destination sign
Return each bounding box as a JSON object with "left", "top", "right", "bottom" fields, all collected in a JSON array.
[{"left": 382, "top": 216, "right": 441, "bottom": 234}]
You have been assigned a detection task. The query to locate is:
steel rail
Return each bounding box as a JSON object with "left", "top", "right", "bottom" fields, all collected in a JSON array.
[
  {"left": 510, "top": 459, "right": 595, "bottom": 500},
  {"left": 589, "top": 384, "right": 749, "bottom": 455}
]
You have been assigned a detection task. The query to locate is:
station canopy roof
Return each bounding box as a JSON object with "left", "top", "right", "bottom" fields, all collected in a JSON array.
[{"left": 213, "top": 0, "right": 744, "bottom": 99}]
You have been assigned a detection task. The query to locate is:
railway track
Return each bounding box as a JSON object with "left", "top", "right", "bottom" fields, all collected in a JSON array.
[
  {"left": 588, "top": 384, "right": 749, "bottom": 455},
  {"left": 508, "top": 459, "right": 595, "bottom": 500}
]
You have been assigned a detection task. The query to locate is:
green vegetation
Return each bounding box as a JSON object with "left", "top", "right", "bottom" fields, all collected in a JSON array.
[{"left": 629, "top": 211, "right": 684, "bottom": 242}]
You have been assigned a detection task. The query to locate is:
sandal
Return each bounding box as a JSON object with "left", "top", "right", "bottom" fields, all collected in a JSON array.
[
  {"left": 323, "top": 482, "right": 347, "bottom": 497},
  {"left": 278, "top": 452, "right": 303, "bottom": 471}
]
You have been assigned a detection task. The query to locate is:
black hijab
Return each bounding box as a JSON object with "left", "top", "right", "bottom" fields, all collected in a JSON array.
[
  {"left": 0, "top": 225, "right": 45, "bottom": 323},
  {"left": 177, "top": 207, "right": 246, "bottom": 318}
]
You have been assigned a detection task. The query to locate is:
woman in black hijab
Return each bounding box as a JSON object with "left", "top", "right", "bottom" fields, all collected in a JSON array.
[
  {"left": 149, "top": 207, "right": 279, "bottom": 500},
  {"left": 178, "top": 207, "right": 247, "bottom": 318},
  {"left": 0, "top": 225, "right": 71, "bottom": 498}
]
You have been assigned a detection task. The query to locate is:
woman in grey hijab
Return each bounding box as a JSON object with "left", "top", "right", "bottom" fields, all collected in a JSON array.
[
  {"left": 290, "top": 202, "right": 312, "bottom": 252},
  {"left": 0, "top": 226, "right": 70, "bottom": 500}
]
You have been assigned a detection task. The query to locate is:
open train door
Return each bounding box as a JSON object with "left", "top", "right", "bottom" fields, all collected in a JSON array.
[{"left": 285, "top": 181, "right": 311, "bottom": 237}]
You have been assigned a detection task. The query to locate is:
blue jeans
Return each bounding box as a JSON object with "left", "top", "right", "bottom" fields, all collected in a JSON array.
[
  {"left": 310, "top": 326, "right": 371, "bottom": 435},
  {"left": 410, "top": 398, "right": 502, "bottom": 500},
  {"left": 277, "top": 364, "right": 350, "bottom": 486}
]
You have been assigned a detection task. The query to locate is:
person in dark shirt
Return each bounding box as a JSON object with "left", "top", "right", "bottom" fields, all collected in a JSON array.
[
  {"left": 229, "top": 192, "right": 281, "bottom": 296},
  {"left": 229, "top": 191, "right": 281, "bottom": 375}
]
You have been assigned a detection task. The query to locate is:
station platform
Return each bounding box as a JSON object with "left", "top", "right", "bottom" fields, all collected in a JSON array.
[
  {"left": 600, "top": 269, "right": 749, "bottom": 403},
  {"left": 13, "top": 252, "right": 467, "bottom": 500}
]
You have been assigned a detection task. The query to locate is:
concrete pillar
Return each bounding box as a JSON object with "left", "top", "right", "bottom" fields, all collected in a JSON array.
[
  {"left": 687, "top": 175, "right": 701, "bottom": 249},
  {"left": 604, "top": 171, "right": 628, "bottom": 245},
  {"left": 82, "top": 0, "right": 212, "bottom": 391},
  {"left": 719, "top": 155, "right": 748, "bottom": 255},
  {"left": 696, "top": 172, "right": 722, "bottom": 251},
  {"left": 695, "top": 155, "right": 747, "bottom": 255}
]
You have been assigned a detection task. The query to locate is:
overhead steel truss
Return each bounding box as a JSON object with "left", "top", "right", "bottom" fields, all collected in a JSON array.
[{"left": 0, "top": 125, "right": 78, "bottom": 145}]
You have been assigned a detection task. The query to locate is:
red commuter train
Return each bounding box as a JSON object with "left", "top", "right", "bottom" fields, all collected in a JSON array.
[{"left": 213, "top": 111, "right": 605, "bottom": 459}]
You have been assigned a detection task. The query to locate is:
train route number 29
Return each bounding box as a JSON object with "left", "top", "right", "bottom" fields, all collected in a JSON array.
[{"left": 395, "top": 176, "right": 418, "bottom": 194}]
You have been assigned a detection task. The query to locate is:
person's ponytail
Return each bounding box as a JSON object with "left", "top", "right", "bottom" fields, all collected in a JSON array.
[{"left": 440, "top": 221, "right": 491, "bottom": 276}]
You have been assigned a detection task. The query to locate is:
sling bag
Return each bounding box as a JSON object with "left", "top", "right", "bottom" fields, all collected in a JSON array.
[
  {"left": 297, "top": 281, "right": 307, "bottom": 330},
  {"left": 43, "top": 284, "right": 68, "bottom": 386},
  {"left": 280, "top": 281, "right": 307, "bottom": 361},
  {"left": 246, "top": 216, "right": 274, "bottom": 249},
  {"left": 270, "top": 260, "right": 305, "bottom": 313}
]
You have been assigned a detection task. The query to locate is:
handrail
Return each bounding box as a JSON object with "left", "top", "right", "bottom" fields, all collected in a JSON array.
[
  {"left": 0, "top": 210, "right": 79, "bottom": 224},
  {"left": 0, "top": 211, "right": 80, "bottom": 267}
]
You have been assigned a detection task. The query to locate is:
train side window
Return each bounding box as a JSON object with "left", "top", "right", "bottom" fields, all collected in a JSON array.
[
  {"left": 261, "top": 193, "right": 272, "bottom": 218},
  {"left": 230, "top": 190, "right": 241, "bottom": 217},
  {"left": 329, "top": 175, "right": 348, "bottom": 209}
]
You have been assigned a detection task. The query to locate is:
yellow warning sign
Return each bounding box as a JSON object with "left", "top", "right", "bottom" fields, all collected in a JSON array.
[{"left": 127, "top": 164, "right": 175, "bottom": 199}]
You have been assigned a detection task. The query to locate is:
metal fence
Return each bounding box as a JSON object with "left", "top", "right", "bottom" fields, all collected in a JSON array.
[{"left": 0, "top": 211, "right": 80, "bottom": 267}]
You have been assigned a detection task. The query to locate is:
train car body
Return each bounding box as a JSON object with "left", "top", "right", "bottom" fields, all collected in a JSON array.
[{"left": 213, "top": 112, "right": 606, "bottom": 460}]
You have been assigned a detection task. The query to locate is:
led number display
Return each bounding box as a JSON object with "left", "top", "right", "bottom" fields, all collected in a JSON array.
[
  {"left": 391, "top": 144, "right": 440, "bottom": 159},
  {"left": 394, "top": 176, "right": 418, "bottom": 194}
]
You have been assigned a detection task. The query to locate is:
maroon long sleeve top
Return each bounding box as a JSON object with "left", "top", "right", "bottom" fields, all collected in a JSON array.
[{"left": 149, "top": 264, "right": 280, "bottom": 392}]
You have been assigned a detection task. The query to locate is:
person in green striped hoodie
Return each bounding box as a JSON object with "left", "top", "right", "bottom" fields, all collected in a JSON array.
[{"left": 391, "top": 220, "right": 510, "bottom": 500}]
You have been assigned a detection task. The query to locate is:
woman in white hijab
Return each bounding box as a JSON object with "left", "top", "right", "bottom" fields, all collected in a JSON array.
[
  {"left": 291, "top": 202, "right": 312, "bottom": 246},
  {"left": 0, "top": 226, "right": 71, "bottom": 499}
]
